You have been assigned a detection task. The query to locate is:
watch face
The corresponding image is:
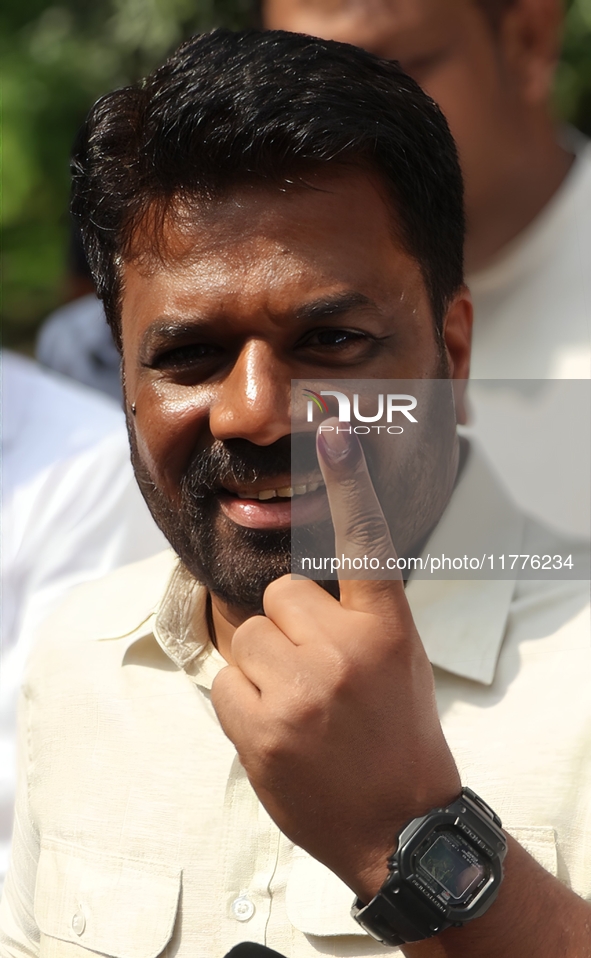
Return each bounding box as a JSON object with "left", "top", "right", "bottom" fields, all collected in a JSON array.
[{"left": 417, "top": 832, "right": 487, "bottom": 904}]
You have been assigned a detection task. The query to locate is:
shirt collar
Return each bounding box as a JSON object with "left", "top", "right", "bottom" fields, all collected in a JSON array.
[
  {"left": 151, "top": 561, "right": 227, "bottom": 689},
  {"left": 406, "top": 443, "right": 524, "bottom": 685},
  {"left": 126, "top": 443, "right": 524, "bottom": 689}
]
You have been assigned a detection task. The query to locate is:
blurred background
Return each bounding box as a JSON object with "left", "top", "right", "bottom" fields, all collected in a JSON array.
[{"left": 2, "top": 0, "right": 591, "bottom": 352}]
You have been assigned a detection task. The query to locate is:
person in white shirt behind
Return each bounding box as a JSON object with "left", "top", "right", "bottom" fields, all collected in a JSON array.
[
  {"left": 0, "top": 350, "right": 167, "bottom": 884},
  {"left": 263, "top": 0, "right": 591, "bottom": 538}
]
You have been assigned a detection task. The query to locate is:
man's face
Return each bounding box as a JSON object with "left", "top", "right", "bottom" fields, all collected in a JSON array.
[
  {"left": 121, "top": 169, "right": 471, "bottom": 613},
  {"left": 263, "top": 0, "right": 531, "bottom": 266}
]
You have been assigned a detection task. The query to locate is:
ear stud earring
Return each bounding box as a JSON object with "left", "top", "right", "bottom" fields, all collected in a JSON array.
[{"left": 131, "top": 403, "right": 137, "bottom": 416}]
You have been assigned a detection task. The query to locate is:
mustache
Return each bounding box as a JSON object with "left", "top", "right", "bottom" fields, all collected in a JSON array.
[{"left": 181, "top": 433, "right": 319, "bottom": 500}]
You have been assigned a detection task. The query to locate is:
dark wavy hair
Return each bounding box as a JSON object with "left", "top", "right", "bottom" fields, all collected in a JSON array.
[{"left": 71, "top": 29, "right": 464, "bottom": 347}]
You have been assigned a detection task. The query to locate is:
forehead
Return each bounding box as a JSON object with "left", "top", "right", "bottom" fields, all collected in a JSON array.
[
  {"left": 120, "top": 169, "right": 428, "bottom": 337},
  {"left": 265, "top": 0, "right": 470, "bottom": 56}
]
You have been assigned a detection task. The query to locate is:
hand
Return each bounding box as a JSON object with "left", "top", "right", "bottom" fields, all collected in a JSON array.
[{"left": 211, "top": 422, "right": 461, "bottom": 902}]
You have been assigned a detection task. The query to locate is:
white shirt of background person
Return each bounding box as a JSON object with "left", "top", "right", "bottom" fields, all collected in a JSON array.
[
  {"left": 465, "top": 134, "right": 591, "bottom": 540},
  {"left": 0, "top": 350, "right": 167, "bottom": 885}
]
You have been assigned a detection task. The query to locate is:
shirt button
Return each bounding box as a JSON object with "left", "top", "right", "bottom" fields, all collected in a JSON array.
[
  {"left": 231, "top": 895, "right": 255, "bottom": 922},
  {"left": 71, "top": 911, "right": 86, "bottom": 936}
]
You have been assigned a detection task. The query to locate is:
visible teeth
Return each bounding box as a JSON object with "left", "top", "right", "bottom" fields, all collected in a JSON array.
[{"left": 232, "top": 479, "right": 324, "bottom": 501}]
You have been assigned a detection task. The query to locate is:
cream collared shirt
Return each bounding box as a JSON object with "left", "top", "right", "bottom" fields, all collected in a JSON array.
[{"left": 0, "top": 449, "right": 589, "bottom": 958}]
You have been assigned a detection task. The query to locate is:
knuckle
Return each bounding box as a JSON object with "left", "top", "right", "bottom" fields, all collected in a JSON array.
[
  {"left": 345, "top": 613, "right": 414, "bottom": 668},
  {"left": 231, "top": 615, "right": 266, "bottom": 654},
  {"left": 325, "top": 645, "right": 358, "bottom": 692},
  {"left": 262, "top": 574, "right": 292, "bottom": 613},
  {"left": 210, "top": 666, "right": 232, "bottom": 709},
  {"left": 255, "top": 729, "right": 285, "bottom": 765},
  {"left": 275, "top": 677, "right": 327, "bottom": 732}
]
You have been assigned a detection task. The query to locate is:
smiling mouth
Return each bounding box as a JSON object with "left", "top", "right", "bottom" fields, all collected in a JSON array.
[
  {"left": 230, "top": 478, "right": 324, "bottom": 501},
  {"left": 216, "top": 476, "right": 328, "bottom": 529}
]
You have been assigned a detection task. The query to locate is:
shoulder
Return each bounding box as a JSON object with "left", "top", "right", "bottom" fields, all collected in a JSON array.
[{"left": 24, "top": 549, "right": 178, "bottom": 679}]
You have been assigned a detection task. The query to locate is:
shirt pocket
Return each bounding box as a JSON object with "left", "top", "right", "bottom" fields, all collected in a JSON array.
[
  {"left": 34, "top": 838, "right": 181, "bottom": 958},
  {"left": 285, "top": 847, "right": 362, "bottom": 938}
]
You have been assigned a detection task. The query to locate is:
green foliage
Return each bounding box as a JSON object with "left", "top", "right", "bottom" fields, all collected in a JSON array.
[
  {"left": 554, "top": 0, "right": 591, "bottom": 135},
  {"left": 2, "top": 0, "right": 590, "bottom": 347},
  {"left": 2, "top": 0, "right": 258, "bottom": 346}
]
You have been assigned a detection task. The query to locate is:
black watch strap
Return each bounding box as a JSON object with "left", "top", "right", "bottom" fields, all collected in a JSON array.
[
  {"left": 353, "top": 857, "right": 453, "bottom": 947},
  {"left": 353, "top": 882, "right": 437, "bottom": 946}
]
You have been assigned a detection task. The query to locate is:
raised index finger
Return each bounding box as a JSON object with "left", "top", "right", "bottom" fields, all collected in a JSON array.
[{"left": 316, "top": 418, "right": 404, "bottom": 612}]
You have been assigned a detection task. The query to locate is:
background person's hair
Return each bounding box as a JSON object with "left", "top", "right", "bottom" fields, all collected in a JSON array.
[{"left": 71, "top": 29, "right": 464, "bottom": 347}]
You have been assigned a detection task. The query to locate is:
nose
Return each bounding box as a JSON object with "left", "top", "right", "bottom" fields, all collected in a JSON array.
[{"left": 209, "top": 339, "right": 291, "bottom": 446}]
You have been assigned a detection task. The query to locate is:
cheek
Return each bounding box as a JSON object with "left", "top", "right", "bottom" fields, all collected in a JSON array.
[{"left": 132, "top": 382, "right": 212, "bottom": 500}]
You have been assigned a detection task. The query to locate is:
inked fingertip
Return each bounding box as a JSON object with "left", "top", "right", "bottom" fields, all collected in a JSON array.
[{"left": 317, "top": 424, "right": 361, "bottom": 469}]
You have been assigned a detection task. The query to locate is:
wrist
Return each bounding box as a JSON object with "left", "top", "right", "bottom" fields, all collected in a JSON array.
[{"left": 352, "top": 781, "right": 462, "bottom": 904}]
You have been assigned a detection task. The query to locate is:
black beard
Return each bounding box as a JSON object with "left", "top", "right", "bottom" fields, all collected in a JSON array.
[{"left": 128, "top": 431, "right": 320, "bottom": 615}]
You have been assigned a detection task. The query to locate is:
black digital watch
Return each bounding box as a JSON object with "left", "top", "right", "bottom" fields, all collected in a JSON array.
[{"left": 351, "top": 787, "right": 507, "bottom": 946}]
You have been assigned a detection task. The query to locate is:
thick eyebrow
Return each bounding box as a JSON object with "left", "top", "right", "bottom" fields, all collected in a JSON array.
[
  {"left": 139, "top": 292, "right": 378, "bottom": 359},
  {"left": 139, "top": 319, "right": 211, "bottom": 359},
  {"left": 294, "top": 291, "right": 377, "bottom": 323}
]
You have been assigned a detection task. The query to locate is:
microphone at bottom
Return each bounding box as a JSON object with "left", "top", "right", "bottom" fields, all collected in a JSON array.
[{"left": 224, "top": 944, "right": 287, "bottom": 958}]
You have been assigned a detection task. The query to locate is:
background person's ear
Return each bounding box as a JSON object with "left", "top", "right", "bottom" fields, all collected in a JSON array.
[
  {"left": 441, "top": 287, "right": 472, "bottom": 426},
  {"left": 499, "top": 0, "right": 563, "bottom": 106}
]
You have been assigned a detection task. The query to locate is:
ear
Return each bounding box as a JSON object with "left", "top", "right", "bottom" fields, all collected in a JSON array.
[
  {"left": 499, "top": 0, "right": 563, "bottom": 106},
  {"left": 441, "top": 287, "right": 472, "bottom": 426}
]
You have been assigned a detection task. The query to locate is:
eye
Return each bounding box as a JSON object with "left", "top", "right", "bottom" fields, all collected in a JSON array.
[
  {"left": 302, "top": 328, "right": 368, "bottom": 349},
  {"left": 295, "top": 326, "right": 384, "bottom": 367}
]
